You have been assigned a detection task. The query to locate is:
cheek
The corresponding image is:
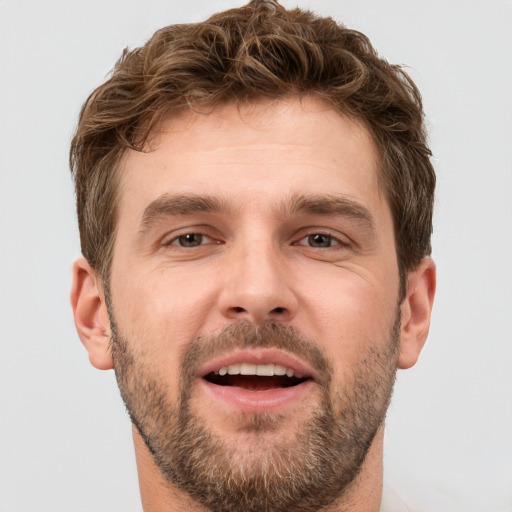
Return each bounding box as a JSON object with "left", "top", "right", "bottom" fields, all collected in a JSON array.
[
  {"left": 109, "top": 273, "right": 206, "bottom": 403},
  {"left": 296, "top": 265, "right": 399, "bottom": 368},
  {"left": 110, "top": 266, "right": 218, "bottom": 350}
]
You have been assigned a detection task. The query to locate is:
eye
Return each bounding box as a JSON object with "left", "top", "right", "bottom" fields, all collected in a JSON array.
[
  {"left": 307, "top": 234, "right": 335, "bottom": 248},
  {"left": 299, "top": 233, "right": 338, "bottom": 249},
  {"left": 169, "top": 233, "right": 212, "bottom": 247},
  {"left": 297, "top": 233, "right": 342, "bottom": 248}
]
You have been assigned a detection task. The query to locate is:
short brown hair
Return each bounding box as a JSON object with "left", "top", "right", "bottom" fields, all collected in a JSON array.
[{"left": 70, "top": 0, "right": 435, "bottom": 291}]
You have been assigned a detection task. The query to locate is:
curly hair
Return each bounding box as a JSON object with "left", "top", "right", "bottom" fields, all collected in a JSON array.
[{"left": 70, "top": 0, "right": 435, "bottom": 293}]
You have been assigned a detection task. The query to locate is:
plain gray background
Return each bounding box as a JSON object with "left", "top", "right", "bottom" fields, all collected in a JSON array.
[{"left": 1, "top": 1, "right": 511, "bottom": 511}]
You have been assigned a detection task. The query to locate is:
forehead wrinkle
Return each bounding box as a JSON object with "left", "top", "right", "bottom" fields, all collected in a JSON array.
[
  {"left": 138, "top": 193, "right": 234, "bottom": 235},
  {"left": 283, "top": 193, "right": 376, "bottom": 232}
]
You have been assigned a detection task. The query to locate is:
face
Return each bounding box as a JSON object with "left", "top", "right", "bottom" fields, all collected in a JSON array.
[{"left": 108, "top": 98, "right": 402, "bottom": 511}]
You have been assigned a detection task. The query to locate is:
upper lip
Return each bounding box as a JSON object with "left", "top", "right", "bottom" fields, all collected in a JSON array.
[{"left": 197, "top": 348, "right": 317, "bottom": 381}]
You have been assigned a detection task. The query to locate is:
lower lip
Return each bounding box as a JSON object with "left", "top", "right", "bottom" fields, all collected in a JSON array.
[{"left": 198, "top": 379, "right": 315, "bottom": 413}]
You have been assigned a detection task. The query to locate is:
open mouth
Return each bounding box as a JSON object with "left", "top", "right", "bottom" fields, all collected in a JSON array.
[{"left": 203, "top": 363, "right": 310, "bottom": 391}]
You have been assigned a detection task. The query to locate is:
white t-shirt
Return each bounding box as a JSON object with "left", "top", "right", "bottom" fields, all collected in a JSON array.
[{"left": 380, "top": 486, "right": 412, "bottom": 512}]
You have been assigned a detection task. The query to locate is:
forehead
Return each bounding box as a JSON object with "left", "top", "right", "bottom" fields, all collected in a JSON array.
[{"left": 117, "top": 97, "right": 383, "bottom": 221}]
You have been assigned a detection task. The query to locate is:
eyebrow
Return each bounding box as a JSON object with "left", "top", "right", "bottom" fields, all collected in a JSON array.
[
  {"left": 288, "top": 194, "right": 376, "bottom": 231},
  {"left": 138, "top": 192, "right": 376, "bottom": 235},
  {"left": 138, "top": 193, "right": 230, "bottom": 234}
]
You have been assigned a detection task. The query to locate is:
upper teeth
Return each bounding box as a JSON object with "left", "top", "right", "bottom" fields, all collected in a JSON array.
[{"left": 217, "top": 363, "right": 295, "bottom": 378}]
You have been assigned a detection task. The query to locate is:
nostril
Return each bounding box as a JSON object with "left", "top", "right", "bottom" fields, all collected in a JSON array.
[{"left": 225, "top": 305, "right": 289, "bottom": 320}]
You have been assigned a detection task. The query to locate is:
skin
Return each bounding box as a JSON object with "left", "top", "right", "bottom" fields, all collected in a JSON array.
[{"left": 71, "top": 97, "right": 436, "bottom": 511}]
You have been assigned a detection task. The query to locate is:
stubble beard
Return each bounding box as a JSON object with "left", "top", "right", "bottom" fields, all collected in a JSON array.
[{"left": 109, "top": 313, "right": 400, "bottom": 512}]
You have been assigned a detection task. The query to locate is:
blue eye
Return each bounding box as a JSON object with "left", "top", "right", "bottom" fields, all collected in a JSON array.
[
  {"left": 294, "top": 232, "right": 349, "bottom": 249},
  {"left": 306, "top": 234, "right": 335, "bottom": 248},
  {"left": 173, "top": 233, "right": 206, "bottom": 247}
]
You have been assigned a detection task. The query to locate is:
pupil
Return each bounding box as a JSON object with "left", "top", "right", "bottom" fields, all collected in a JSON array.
[
  {"left": 309, "top": 234, "right": 331, "bottom": 247},
  {"left": 179, "top": 233, "right": 202, "bottom": 247}
]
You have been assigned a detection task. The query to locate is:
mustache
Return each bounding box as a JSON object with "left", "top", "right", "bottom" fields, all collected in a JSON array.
[{"left": 179, "top": 321, "right": 333, "bottom": 387}]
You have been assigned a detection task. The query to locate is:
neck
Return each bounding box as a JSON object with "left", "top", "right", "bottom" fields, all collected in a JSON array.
[{"left": 133, "top": 425, "right": 385, "bottom": 512}]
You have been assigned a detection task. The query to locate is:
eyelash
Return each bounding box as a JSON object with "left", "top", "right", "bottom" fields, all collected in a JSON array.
[
  {"left": 294, "top": 232, "right": 350, "bottom": 249},
  {"left": 162, "top": 230, "right": 349, "bottom": 250},
  {"left": 165, "top": 232, "right": 217, "bottom": 248}
]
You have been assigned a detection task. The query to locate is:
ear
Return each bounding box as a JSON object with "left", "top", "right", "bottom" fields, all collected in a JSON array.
[
  {"left": 70, "top": 257, "right": 113, "bottom": 370},
  {"left": 398, "top": 258, "right": 436, "bottom": 369}
]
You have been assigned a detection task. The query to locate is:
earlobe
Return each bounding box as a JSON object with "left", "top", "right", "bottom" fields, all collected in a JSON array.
[
  {"left": 70, "top": 258, "right": 114, "bottom": 370},
  {"left": 398, "top": 258, "right": 436, "bottom": 370}
]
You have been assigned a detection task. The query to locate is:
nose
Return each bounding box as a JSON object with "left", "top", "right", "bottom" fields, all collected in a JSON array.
[{"left": 217, "top": 238, "right": 298, "bottom": 324}]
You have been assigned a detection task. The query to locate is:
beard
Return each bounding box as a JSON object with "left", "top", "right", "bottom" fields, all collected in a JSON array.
[{"left": 109, "top": 311, "right": 400, "bottom": 512}]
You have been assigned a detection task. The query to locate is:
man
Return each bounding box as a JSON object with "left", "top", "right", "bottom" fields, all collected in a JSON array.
[{"left": 70, "top": 1, "right": 436, "bottom": 511}]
